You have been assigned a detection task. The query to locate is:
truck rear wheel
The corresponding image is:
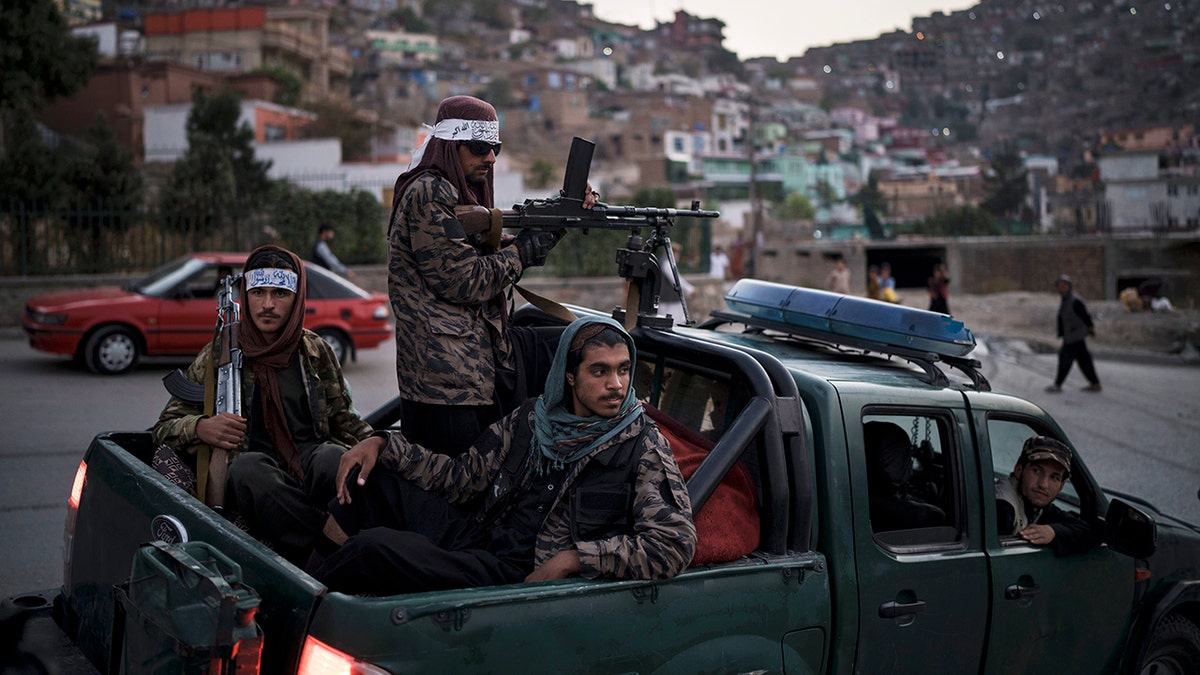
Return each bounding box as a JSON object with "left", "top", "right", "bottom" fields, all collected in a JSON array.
[{"left": 1139, "top": 614, "right": 1200, "bottom": 675}]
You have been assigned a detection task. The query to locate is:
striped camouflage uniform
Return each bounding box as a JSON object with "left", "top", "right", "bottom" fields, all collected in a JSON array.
[
  {"left": 153, "top": 330, "right": 373, "bottom": 454},
  {"left": 375, "top": 406, "right": 697, "bottom": 580},
  {"left": 388, "top": 172, "right": 524, "bottom": 406}
]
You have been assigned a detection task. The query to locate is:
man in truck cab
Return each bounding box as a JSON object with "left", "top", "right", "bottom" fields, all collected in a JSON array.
[
  {"left": 995, "top": 436, "right": 1097, "bottom": 555},
  {"left": 153, "top": 246, "right": 374, "bottom": 566},
  {"left": 307, "top": 315, "right": 697, "bottom": 595}
]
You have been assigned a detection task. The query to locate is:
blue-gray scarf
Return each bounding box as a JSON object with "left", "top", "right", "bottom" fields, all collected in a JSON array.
[{"left": 532, "top": 316, "right": 643, "bottom": 474}]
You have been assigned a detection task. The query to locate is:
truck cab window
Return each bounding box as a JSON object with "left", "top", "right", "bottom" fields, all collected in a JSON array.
[
  {"left": 987, "top": 418, "right": 1082, "bottom": 527},
  {"left": 862, "top": 413, "right": 962, "bottom": 549}
]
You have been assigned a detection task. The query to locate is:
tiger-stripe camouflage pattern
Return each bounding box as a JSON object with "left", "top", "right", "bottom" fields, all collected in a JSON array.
[
  {"left": 375, "top": 405, "right": 697, "bottom": 581},
  {"left": 388, "top": 172, "right": 524, "bottom": 405},
  {"left": 153, "top": 330, "right": 373, "bottom": 455}
]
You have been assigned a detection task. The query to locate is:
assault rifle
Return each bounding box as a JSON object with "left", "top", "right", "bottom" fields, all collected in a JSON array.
[
  {"left": 162, "top": 273, "right": 243, "bottom": 505},
  {"left": 456, "top": 137, "right": 720, "bottom": 328}
]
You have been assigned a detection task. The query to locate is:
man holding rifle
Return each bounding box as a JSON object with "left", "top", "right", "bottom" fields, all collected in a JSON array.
[
  {"left": 153, "top": 246, "right": 373, "bottom": 565},
  {"left": 388, "top": 95, "right": 598, "bottom": 456}
]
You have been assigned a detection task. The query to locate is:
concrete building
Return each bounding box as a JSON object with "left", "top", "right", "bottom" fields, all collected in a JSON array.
[
  {"left": 37, "top": 59, "right": 282, "bottom": 166},
  {"left": 143, "top": 99, "right": 316, "bottom": 163},
  {"left": 1100, "top": 151, "right": 1200, "bottom": 230},
  {"left": 143, "top": 6, "right": 352, "bottom": 103}
]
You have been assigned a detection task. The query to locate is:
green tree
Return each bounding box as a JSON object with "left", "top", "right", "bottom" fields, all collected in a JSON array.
[
  {"left": 59, "top": 114, "right": 145, "bottom": 269},
  {"left": 0, "top": 0, "right": 96, "bottom": 116},
  {"left": 185, "top": 90, "right": 272, "bottom": 204},
  {"left": 267, "top": 183, "right": 385, "bottom": 264},
  {"left": 528, "top": 159, "right": 556, "bottom": 189},
  {"left": 0, "top": 110, "right": 60, "bottom": 208},
  {"left": 855, "top": 171, "right": 887, "bottom": 218},
  {"left": 303, "top": 98, "right": 375, "bottom": 161},
  {"left": 917, "top": 205, "right": 1000, "bottom": 237},
  {"left": 253, "top": 66, "right": 303, "bottom": 107},
  {"left": 478, "top": 76, "right": 515, "bottom": 109},
  {"left": 775, "top": 192, "right": 816, "bottom": 220},
  {"left": 0, "top": 0, "right": 96, "bottom": 210},
  {"left": 982, "top": 146, "right": 1029, "bottom": 221},
  {"left": 160, "top": 133, "right": 239, "bottom": 247},
  {"left": 159, "top": 89, "right": 272, "bottom": 242}
]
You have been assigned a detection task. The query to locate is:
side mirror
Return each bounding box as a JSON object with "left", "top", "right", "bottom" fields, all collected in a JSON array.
[{"left": 1103, "top": 498, "right": 1157, "bottom": 559}]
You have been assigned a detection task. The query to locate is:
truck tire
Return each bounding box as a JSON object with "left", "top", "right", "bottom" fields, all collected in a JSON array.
[
  {"left": 1139, "top": 614, "right": 1200, "bottom": 675},
  {"left": 83, "top": 325, "right": 141, "bottom": 375}
]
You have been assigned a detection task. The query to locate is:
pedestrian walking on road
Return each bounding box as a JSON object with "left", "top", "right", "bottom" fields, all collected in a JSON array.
[
  {"left": 927, "top": 262, "right": 950, "bottom": 314},
  {"left": 1046, "top": 274, "right": 1102, "bottom": 393}
]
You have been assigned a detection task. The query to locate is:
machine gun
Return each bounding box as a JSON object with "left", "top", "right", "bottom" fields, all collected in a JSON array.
[
  {"left": 162, "top": 273, "right": 242, "bottom": 505},
  {"left": 456, "top": 136, "right": 720, "bottom": 328}
]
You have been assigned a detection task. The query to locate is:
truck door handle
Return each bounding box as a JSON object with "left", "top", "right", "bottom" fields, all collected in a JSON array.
[
  {"left": 879, "top": 600, "right": 927, "bottom": 619},
  {"left": 1004, "top": 582, "right": 1042, "bottom": 600}
]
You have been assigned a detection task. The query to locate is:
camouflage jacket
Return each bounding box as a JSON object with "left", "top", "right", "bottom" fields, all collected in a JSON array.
[
  {"left": 388, "top": 172, "right": 524, "bottom": 405},
  {"left": 376, "top": 406, "right": 697, "bottom": 580},
  {"left": 152, "top": 330, "right": 373, "bottom": 455}
]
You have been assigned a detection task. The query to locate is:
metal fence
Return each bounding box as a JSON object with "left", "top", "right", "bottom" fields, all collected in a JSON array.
[{"left": 1, "top": 202, "right": 281, "bottom": 276}]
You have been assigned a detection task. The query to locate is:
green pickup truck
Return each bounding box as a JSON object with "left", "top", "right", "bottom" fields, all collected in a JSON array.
[{"left": 8, "top": 279, "right": 1200, "bottom": 674}]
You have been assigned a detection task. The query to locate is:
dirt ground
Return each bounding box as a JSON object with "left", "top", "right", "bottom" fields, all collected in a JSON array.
[{"left": 894, "top": 290, "right": 1200, "bottom": 357}]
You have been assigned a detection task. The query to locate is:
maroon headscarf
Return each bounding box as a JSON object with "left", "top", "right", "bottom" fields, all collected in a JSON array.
[
  {"left": 238, "top": 245, "right": 307, "bottom": 478},
  {"left": 392, "top": 95, "right": 498, "bottom": 214}
]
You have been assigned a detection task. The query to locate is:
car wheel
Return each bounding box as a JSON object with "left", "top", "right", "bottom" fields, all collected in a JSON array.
[
  {"left": 1139, "top": 614, "right": 1200, "bottom": 675},
  {"left": 83, "top": 325, "right": 141, "bottom": 375},
  {"left": 317, "top": 328, "right": 352, "bottom": 365}
]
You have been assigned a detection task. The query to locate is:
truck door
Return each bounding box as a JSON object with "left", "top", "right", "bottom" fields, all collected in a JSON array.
[
  {"left": 842, "top": 393, "right": 990, "bottom": 673},
  {"left": 973, "top": 407, "right": 1134, "bottom": 673}
]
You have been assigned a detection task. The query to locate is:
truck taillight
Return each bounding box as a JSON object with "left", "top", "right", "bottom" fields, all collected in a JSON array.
[
  {"left": 68, "top": 460, "right": 87, "bottom": 509},
  {"left": 297, "top": 636, "right": 389, "bottom": 675},
  {"left": 64, "top": 460, "right": 87, "bottom": 586}
]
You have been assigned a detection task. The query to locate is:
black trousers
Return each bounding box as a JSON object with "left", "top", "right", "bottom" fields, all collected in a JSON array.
[
  {"left": 225, "top": 442, "right": 344, "bottom": 565},
  {"left": 1054, "top": 339, "right": 1100, "bottom": 386},
  {"left": 310, "top": 470, "right": 526, "bottom": 596}
]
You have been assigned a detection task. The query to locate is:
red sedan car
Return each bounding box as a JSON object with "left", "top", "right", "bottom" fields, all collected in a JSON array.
[{"left": 22, "top": 253, "right": 392, "bottom": 374}]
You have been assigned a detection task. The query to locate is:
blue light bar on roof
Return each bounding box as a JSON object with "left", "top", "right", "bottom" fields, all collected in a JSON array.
[{"left": 724, "top": 279, "right": 976, "bottom": 357}]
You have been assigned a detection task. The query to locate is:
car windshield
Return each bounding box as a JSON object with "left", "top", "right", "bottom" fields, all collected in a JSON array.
[{"left": 127, "top": 256, "right": 212, "bottom": 297}]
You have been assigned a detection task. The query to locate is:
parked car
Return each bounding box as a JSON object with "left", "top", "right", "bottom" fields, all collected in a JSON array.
[{"left": 21, "top": 253, "right": 391, "bottom": 374}]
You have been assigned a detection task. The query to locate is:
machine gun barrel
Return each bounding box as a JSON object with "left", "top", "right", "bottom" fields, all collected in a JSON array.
[{"left": 456, "top": 135, "right": 721, "bottom": 329}]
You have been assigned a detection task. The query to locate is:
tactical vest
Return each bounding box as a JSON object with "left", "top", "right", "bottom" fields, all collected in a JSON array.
[{"left": 476, "top": 399, "right": 649, "bottom": 543}]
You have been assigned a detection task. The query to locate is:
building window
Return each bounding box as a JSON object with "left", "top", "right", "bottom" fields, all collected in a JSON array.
[
  {"left": 264, "top": 125, "right": 286, "bottom": 141},
  {"left": 1167, "top": 184, "right": 1179, "bottom": 196}
]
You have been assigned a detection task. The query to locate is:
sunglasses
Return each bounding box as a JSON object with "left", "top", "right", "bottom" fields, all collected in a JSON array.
[{"left": 461, "top": 140, "right": 502, "bottom": 157}]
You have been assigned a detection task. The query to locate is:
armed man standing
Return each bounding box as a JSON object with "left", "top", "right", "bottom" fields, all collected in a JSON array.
[
  {"left": 387, "top": 95, "right": 598, "bottom": 456},
  {"left": 153, "top": 246, "right": 374, "bottom": 565}
]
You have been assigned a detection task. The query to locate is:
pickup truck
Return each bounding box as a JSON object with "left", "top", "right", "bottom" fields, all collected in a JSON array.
[{"left": 7, "top": 279, "right": 1200, "bottom": 674}]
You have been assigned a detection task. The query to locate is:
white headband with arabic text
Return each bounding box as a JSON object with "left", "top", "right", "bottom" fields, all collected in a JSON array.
[{"left": 408, "top": 118, "right": 500, "bottom": 169}]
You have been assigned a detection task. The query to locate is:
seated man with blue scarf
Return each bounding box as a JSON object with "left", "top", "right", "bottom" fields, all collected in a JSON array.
[{"left": 309, "top": 316, "right": 697, "bottom": 594}]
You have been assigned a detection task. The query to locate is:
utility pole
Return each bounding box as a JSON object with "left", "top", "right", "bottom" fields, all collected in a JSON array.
[{"left": 746, "top": 98, "right": 761, "bottom": 279}]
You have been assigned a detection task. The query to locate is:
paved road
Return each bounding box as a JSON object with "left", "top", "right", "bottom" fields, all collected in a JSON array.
[{"left": 2, "top": 327, "right": 1198, "bottom": 601}]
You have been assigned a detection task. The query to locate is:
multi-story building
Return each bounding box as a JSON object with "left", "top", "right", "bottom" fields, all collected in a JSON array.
[
  {"left": 37, "top": 58, "right": 283, "bottom": 166},
  {"left": 876, "top": 168, "right": 982, "bottom": 221},
  {"left": 1100, "top": 150, "right": 1200, "bottom": 230},
  {"left": 143, "top": 6, "right": 352, "bottom": 103},
  {"left": 54, "top": 0, "right": 100, "bottom": 25}
]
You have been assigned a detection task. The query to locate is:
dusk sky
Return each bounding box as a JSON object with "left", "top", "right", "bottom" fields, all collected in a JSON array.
[{"left": 587, "top": 1, "right": 980, "bottom": 61}]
